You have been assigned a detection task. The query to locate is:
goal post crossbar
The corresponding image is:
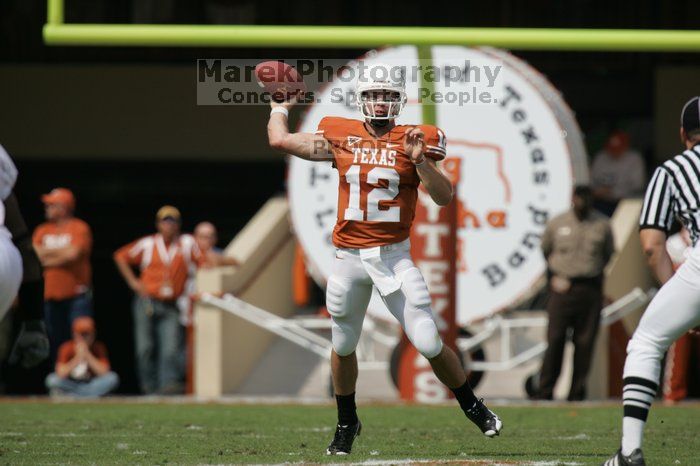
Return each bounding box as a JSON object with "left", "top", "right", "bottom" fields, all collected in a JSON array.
[{"left": 44, "top": 0, "right": 700, "bottom": 51}]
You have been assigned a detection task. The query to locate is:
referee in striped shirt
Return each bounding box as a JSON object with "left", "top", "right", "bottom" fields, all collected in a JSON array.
[{"left": 603, "top": 96, "right": 700, "bottom": 466}]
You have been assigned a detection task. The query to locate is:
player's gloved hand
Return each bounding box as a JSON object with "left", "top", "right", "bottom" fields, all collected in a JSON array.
[{"left": 8, "top": 319, "right": 50, "bottom": 369}]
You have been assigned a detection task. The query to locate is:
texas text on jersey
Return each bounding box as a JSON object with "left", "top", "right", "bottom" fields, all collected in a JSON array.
[{"left": 316, "top": 116, "right": 446, "bottom": 249}]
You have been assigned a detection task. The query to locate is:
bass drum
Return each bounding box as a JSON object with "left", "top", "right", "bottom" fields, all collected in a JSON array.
[{"left": 288, "top": 45, "right": 587, "bottom": 326}]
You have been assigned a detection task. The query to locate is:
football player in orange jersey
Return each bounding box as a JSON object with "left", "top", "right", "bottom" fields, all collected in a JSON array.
[{"left": 268, "top": 63, "right": 502, "bottom": 455}]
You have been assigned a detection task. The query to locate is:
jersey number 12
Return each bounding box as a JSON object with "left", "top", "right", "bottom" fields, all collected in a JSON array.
[{"left": 343, "top": 165, "right": 400, "bottom": 222}]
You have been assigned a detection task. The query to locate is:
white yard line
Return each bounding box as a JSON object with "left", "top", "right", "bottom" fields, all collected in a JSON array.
[
  {"left": 529, "top": 463, "right": 582, "bottom": 466},
  {"left": 555, "top": 433, "right": 590, "bottom": 441},
  {"left": 320, "top": 459, "right": 583, "bottom": 466}
]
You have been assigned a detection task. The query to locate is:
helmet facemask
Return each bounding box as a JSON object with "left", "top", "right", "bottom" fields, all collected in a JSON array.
[
  {"left": 356, "top": 63, "right": 407, "bottom": 125},
  {"left": 359, "top": 89, "right": 406, "bottom": 125}
]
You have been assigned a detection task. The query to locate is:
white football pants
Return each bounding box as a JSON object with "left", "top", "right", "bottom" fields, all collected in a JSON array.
[
  {"left": 624, "top": 244, "right": 700, "bottom": 382},
  {"left": 326, "top": 239, "right": 443, "bottom": 359},
  {"left": 0, "top": 234, "right": 22, "bottom": 321}
]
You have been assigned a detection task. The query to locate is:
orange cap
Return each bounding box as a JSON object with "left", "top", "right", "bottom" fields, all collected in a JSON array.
[
  {"left": 605, "top": 131, "right": 630, "bottom": 156},
  {"left": 41, "top": 188, "right": 75, "bottom": 209},
  {"left": 72, "top": 316, "right": 95, "bottom": 334}
]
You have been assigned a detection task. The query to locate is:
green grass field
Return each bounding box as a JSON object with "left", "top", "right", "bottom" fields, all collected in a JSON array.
[{"left": 0, "top": 401, "right": 697, "bottom": 465}]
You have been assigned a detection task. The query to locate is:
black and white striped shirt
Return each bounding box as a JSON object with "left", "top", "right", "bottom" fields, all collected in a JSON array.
[{"left": 640, "top": 143, "right": 700, "bottom": 244}]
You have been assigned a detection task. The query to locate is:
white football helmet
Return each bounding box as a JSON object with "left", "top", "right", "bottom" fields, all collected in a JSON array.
[{"left": 356, "top": 62, "right": 407, "bottom": 121}]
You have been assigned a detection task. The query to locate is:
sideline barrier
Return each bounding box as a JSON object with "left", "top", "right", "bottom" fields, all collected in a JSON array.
[{"left": 193, "top": 197, "right": 296, "bottom": 397}]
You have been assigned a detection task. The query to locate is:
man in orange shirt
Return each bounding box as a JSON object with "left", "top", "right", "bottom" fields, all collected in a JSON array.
[
  {"left": 45, "top": 316, "right": 119, "bottom": 397},
  {"left": 114, "top": 206, "right": 201, "bottom": 394},
  {"left": 32, "top": 188, "right": 93, "bottom": 361}
]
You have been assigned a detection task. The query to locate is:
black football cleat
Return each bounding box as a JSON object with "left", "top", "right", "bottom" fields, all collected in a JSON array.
[
  {"left": 465, "top": 398, "right": 503, "bottom": 437},
  {"left": 602, "top": 448, "right": 646, "bottom": 466},
  {"left": 326, "top": 421, "right": 362, "bottom": 455}
]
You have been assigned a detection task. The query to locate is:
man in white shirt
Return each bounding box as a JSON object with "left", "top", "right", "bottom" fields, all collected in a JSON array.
[{"left": 591, "top": 130, "right": 646, "bottom": 216}]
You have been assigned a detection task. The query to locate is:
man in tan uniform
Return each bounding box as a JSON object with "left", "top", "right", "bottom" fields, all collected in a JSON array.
[{"left": 536, "top": 185, "right": 614, "bottom": 401}]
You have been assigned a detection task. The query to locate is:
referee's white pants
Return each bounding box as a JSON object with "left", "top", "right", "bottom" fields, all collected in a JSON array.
[
  {"left": 0, "top": 235, "right": 22, "bottom": 322},
  {"left": 624, "top": 249, "right": 700, "bottom": 382},
  {"left": 326, "top": 239, "right": 443, "bottom": 359}
]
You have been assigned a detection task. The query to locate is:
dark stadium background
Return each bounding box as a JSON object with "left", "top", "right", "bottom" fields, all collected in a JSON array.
[{"left": 0, "top": 0, "right": 697, "bottom": 393}]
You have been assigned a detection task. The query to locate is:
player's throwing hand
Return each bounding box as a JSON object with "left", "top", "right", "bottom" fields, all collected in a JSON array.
[
  {"left": 404, "top": 127, "right": 426, "bottom": 165},
  {"left": 270, "top": 88, "right": 296, "bottom": 111}
]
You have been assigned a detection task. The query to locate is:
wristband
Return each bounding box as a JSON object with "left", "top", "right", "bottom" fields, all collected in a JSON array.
[
  {"left": 414, "top": 156, "right": 426, "bottom": 167},
  {"left": 270, "top": 107, "right": 289, "bottom": 117}
]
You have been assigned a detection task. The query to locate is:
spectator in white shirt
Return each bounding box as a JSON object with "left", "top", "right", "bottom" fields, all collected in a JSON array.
[
  {"left": 591, "top": 130, "right": 646, "bottom": 216},
  {"left": 194, "top": 222, "right": 238, "bottom": 268}
]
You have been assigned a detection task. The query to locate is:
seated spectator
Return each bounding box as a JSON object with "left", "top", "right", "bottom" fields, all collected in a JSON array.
[
  {"left": 591, "top": 130, "right": 646, "bottom": 216},
  {"left": 194, "top": 221, "right": 238, "bottom": 268},
  {"left": 45, "top": 316, "right": 119, "bottom": 397}
]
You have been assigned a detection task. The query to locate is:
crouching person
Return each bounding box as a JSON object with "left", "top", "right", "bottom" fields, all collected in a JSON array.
[{"left": 45, "top": 316, "right": 119, "bottom": 397}]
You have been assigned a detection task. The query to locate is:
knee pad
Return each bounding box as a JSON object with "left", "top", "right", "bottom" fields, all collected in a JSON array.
[
  {"left": 326, "top": 276, "right": 350, "bottom": 318},
  {"left": 410, "top": 316, "right": 443, "bottom": 359},
  {"left": 327, "top": 276, "right": 359, "bottom": 355},
  {"left": 396, "top": 267, "right": 442, "bottom": 358},
  {"left": 331, "top": 322, "right": 360, "bottom": 357},
  {"left": 399, "top": 267, "right": 432, "bottom": 308},
  {"left": 327, "top": 275, "right": 371, "bottom": 356}
]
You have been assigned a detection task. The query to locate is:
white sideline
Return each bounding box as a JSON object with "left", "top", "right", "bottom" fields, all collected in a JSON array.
[{"left": 316, "top": 460, "right": 583, "bottom": 466}]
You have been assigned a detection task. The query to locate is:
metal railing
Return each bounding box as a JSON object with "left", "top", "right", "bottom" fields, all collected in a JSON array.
[{"left": 200, "top": 287, "right": 653, "bottom": 374}]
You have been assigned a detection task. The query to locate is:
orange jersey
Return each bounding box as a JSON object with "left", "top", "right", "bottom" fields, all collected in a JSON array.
[
  {"left": 316, "top": 116, "right": 446, "bottom": 248},
  {"left": 33, "top": 218, "right": 92, "bottom": 301},
  {"left": 114, "top": 234, "right": 202, "bottom": 301}
]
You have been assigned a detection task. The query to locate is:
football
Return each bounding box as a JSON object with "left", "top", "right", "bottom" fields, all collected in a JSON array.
[{"left": 254, "top": 60, "right": 306, "bottom": 102}]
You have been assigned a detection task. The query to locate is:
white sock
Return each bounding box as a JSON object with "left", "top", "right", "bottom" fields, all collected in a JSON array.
[
  {"left": 621, "top": 416, "right": 645, "bottom": 456},
  {"left": 620, "top": 376, "right": 656, "bottom": 456}
]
